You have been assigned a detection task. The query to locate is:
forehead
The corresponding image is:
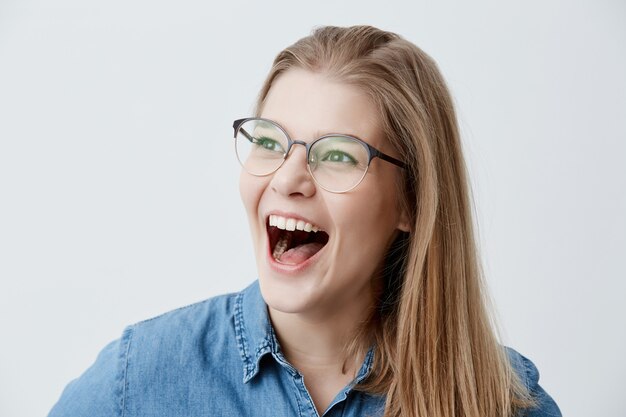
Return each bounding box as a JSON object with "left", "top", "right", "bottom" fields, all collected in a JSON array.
[{"left": 260, "top": 68, "right": 383, "bottom": 145}]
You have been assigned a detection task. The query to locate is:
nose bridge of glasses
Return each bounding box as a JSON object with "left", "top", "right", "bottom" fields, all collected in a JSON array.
[
  {"left": 286, "top": 139, "right": 309, "bottom": 158},
  {"left": 274, "top": 138, "right": 316, "bottom": 191}
]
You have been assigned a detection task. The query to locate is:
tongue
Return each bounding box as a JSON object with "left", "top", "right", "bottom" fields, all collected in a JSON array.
[{"left": 278, "top": 242, "right": 324, "bottom": 265}]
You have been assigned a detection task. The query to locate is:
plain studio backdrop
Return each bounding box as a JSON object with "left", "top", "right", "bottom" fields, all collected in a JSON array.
[{"left": 0, "top": 1, "right": 624, "bottom": 416}]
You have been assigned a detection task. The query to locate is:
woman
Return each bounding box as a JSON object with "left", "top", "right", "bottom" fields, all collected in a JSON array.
[{"left": 49, "top": 25, "right": 561, "bottom": 417}]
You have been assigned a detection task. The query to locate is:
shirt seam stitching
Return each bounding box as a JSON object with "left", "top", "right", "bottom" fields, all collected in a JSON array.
[
  {"left": 234, "top": 291, "right": 252, "bottom": 379},
  {"left": 120, "top": 325, "right": 134, "bottom": 417}
]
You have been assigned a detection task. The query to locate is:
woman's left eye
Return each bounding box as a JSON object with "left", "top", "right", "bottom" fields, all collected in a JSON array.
[{"left": 321, "top": 150, "right": 357, "bottom": 164}]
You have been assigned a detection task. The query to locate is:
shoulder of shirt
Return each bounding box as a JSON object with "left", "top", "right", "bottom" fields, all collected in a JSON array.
[
  {"left": 47, "top": 288, "right": 253, "bottom": 416},
  {"left": 503, "top": 346, "right": 562, "bottom": 417},
  {"left": 503, "top": 346, "right": 540, "bottom": 390}
]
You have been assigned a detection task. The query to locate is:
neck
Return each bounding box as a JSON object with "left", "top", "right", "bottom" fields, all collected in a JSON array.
[{"left": 268, "top": 290, "right": 375, "bottom": 374}]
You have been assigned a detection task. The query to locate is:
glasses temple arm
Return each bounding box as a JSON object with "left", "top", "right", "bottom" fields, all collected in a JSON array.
[
  {"left": 239, "top": 128, "right": 256, "bottom": 144},
  {"left": 374, "top": 150, "right": 407, "bottom": 169}
]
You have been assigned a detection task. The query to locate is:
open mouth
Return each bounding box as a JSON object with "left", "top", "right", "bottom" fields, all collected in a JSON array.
[{"left": 267, "top": 214, "right": 329, "bottom": 266}]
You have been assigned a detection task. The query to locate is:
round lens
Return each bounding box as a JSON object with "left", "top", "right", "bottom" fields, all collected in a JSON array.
[
  {"left": 308, "top": 136, "right": 370, "bottom": 192},
  {"left": 235, "top": 119, "right": 289, "bottom": 176}
]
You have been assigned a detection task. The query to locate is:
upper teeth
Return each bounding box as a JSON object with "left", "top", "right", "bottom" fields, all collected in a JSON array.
[{"left": 269, "top": 214, "right": 320, "bottom": 232}]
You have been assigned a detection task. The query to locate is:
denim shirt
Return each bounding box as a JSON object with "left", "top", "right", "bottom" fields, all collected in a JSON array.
[{"left": 48, "top": 281, "right": 561, "bottom": 417}]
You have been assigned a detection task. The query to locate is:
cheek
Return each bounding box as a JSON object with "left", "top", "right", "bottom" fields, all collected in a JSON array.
[
  {"left": 329, "top": 193, "right": 398, "bottom": 285},
  {"left": 333, "top": 177, "right": 401, "bottom": 249},
  {"left": 332, "top": 194, "right": 390, "bottom": 242}
]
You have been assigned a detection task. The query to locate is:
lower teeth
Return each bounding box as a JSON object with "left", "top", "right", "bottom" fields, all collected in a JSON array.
[{"left": 272, "top": 233, "right": 291, "bottom": 260}]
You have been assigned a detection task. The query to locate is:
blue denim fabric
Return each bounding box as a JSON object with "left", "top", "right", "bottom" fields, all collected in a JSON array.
[{"left": 48, "top": 281, "right": 561, "bottom": 417}]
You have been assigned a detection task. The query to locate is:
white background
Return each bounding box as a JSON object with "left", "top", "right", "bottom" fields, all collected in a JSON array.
[{"left": 1, "top": 1, "right": 624, "bottom": 416}]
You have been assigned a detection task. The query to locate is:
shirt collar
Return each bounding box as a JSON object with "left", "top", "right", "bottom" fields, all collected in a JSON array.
[{"left": 233, "top": 280, "right": 375, "bottom": 385}]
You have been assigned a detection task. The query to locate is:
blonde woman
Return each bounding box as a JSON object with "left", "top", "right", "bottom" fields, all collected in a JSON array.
[{"left": 49, "top": 25, "right": 561, "bottom": 417}]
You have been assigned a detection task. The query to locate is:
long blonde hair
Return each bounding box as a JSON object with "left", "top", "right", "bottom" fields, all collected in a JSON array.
[{"left": 254, "top": 25, "right": 536, "bottom": 417}]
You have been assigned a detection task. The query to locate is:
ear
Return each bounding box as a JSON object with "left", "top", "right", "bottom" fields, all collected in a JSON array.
[{"left": 396, "top": 206, "right": 411, "bottom": 233}]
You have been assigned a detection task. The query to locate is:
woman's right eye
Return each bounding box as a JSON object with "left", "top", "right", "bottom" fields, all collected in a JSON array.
[{"left": 255, "top": 137, "right": 284, "bottom": 152}]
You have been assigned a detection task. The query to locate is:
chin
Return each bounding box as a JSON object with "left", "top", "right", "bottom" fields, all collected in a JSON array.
[{"left": 257, "top": 271, "right": 322, "bottom": 314}]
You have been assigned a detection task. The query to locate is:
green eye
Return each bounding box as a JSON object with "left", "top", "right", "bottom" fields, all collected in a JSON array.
[
  {"left": 321, "top": 150, "right": 357, "bottom": 165},
  {"left": 255, "top": 137, "right": 285, "bottom": 153}
]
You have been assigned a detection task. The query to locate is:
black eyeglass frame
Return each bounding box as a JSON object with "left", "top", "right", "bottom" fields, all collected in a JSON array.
[{"left": 232, "top": 117, "right": 406, "bottom": 193}]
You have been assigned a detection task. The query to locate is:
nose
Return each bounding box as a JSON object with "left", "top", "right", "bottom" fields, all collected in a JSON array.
[{"left": 269, "top": 141, "right": 316, "bottom": 198}]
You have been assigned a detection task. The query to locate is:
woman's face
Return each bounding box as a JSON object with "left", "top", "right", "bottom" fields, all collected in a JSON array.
[{"left": 239, "top": 68, "right": 409, "bottom": 319}]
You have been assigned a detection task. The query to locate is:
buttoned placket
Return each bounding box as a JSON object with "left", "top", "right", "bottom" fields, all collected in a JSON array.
[{"left": 268, "top": 329, "right": 375, "bottom": 417}]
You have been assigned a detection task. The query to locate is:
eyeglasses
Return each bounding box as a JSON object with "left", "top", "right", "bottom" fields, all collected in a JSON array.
[{"left": 232, "top": 117, "right": 406, "bottom": 193}]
